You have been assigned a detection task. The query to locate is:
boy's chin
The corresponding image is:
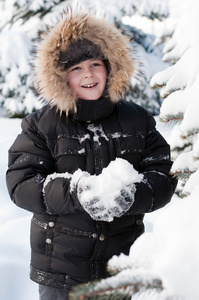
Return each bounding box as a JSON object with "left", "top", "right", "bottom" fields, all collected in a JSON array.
[{"left": 79, "top": 94, "right": 103, "bottom": 101}]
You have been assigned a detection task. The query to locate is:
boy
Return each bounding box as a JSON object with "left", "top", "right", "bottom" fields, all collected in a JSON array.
[{"left": 6, "top": 10, "right": 177, "bottom": 300}]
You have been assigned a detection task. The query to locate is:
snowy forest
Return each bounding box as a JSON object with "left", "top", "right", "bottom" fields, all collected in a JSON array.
[{"left": 1, "top": 0, "right": 199, "bottom": 299}]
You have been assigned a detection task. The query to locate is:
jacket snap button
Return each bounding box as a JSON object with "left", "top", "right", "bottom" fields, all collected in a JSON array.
[
  {"left": 49, "top": 222, "right": 55, "bottom": 228},
  {"left": 46, "top": 238, "right": 52, "bottom": 244},
  {"left": 92, "top": 233, "right": 97, "bottom": 239},
  {"left": 99, "top": 234, "right": 105, "bottom": 241},
  {"left": 136, "top": 219, "right": 142, "bottom": 225}
]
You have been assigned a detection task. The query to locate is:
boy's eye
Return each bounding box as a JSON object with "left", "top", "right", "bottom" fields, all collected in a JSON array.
[
  {"left": 70, "top": 66, "right": 81, "bottom": 71},
  {"left": 91, "top": 63, "right": 100, "bottom": 67}
]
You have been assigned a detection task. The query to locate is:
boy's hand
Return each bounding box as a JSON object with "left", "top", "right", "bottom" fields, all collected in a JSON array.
[
  {"left": 79, "top": 184, "right": 136, "bottom": 222},
  {"left": 70, "top": 158, "right": 143, "bottom": 222}
]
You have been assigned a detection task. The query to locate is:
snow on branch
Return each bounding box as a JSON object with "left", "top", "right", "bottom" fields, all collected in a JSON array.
[
  {"left": 162, "top": 5, "right": 199, "bottom": 62},
  {"left": 150, "top": 45, "right": 199, "bottom": 98},
  {"left": 171, "top": 151, "right": 199, "bottom": 183},
  {"left": 159, "top": 112, "right": 183, "bottom": 124},
  {"left": 70, "top": 268, "right": 163, "bottom": 300}
]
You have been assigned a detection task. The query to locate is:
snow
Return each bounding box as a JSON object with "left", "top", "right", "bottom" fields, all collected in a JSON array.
[
  {"left": 171, "top": 151, "right": 199, "bottom": 174},
  {"left": 108, "top": 190, "right": 199, "bottom": 300},
  {"left": 87, "top": 123, "right": 109, "bottom": 143},
  {"left": 162, "top": 4, "right": 199, "bottom": 61},
  {"left": 0, "top": 118, "right": 38, "bottom": 300},
  {"left": 149, "top": 0, "right": 199, "bottom": 198},
  {"left": 150, "top": 45, "right": 199, "bottom": 98},
  {"left": 133, "top": 190, "right": 199, "bottom": 300},
  {"left": 94, "top": 267, "right": 162, "bottom": 293},
  {"left": 71, "top": 158, "right": 143, "bottom": 222},
  {"left": 0, "top": 31, "right": 32, "bottom": 75},
  {"left": 43, "top": 172, "right": 72, "bottom": 191}
]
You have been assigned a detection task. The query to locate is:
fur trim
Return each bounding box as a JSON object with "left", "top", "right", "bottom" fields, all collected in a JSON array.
[{"left": 34, "top": 10, "right": 136, "bottom": 115}]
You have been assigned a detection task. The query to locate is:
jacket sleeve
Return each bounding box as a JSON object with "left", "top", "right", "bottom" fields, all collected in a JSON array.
[
  {"left": 6, "top": 117, "right": 82, "bottom": 215},
  {"left": 128, "top": 111, "right": 177, "bottom": 215}
]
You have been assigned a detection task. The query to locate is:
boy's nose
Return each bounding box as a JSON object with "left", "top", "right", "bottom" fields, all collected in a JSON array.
[{"left": 84, "top": 68, "right": 93, "bottom": 78}]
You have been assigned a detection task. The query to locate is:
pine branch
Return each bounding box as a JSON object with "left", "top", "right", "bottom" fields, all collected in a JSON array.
[
  {"left": 1, "top": 0, "right": 67, "bottom": 29},
  {"left": 150, "top": 84, "right": 183, "bottom": 99},
  {"left": 172, "top": 169, "right": 196, "bottom": 182},
  {"left": 150, "top": 83, "right": 165, "bottom": 90},
  {"left": 70, "top": 287, "right": 131, "bottom": 300},
  {"left": 69, "top": 270, "right": 163, "bottom": 300},
  {"left": 171, "top": 143, "right": 192, "bottom": 154},
  {"left": 180, "top": 128, "right": 199, "bottom": 139},
  {"left": 159, "top": 112, "right": 183, "bottom": 124},
  {"left": 107, "top": 254, "right": 144, "bottom": 276}
]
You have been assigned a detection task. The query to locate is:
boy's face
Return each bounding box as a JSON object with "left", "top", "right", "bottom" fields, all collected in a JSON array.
[{"left": 67, "top": 59, "right": 107, "bottom": 100}]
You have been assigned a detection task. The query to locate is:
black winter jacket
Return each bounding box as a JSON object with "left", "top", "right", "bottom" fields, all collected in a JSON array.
[{"left": 6, "top": 99, "right": 177, "bottom": 291}]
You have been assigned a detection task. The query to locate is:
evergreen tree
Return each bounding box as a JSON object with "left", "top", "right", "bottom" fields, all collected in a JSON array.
[
  {"left": 0, "top": 0, "right": 169, "bottom": 117},
  {"left": 69, "top": 253, "right": 181, "bottom": 300},
  {"left": 150, "top": 0, "right": 199, "bottom": 195}
]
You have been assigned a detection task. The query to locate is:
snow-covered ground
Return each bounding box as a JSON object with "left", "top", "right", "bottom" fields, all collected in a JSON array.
[
  {"left": 1, "top": 116, "right": 199, "bottom": 300},
  {"left": 0, "top": 117, "right": 38, "bottom": 300}
]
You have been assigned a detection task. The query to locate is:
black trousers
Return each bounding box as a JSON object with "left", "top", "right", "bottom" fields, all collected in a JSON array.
[{"left": 39, "top": 284, "right": 69, "bottom": 300}]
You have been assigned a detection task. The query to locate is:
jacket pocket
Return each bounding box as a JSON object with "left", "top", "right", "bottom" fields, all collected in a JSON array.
[{"left": 30, "top": 217, "right": 53, "bottom": 255}]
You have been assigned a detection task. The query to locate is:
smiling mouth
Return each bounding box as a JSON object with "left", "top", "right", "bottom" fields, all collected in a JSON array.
[{"left": 82, "top": 83, "right": 98, "bottom": 88}]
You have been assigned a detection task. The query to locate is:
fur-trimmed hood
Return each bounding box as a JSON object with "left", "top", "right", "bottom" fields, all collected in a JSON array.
[{"left": 34, "top": 10, "right": 136, "bottom": 114}]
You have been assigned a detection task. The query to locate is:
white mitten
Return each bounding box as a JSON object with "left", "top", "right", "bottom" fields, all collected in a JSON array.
[{"left": 70, "top": 158, "right": 143, "bottom": 222}]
